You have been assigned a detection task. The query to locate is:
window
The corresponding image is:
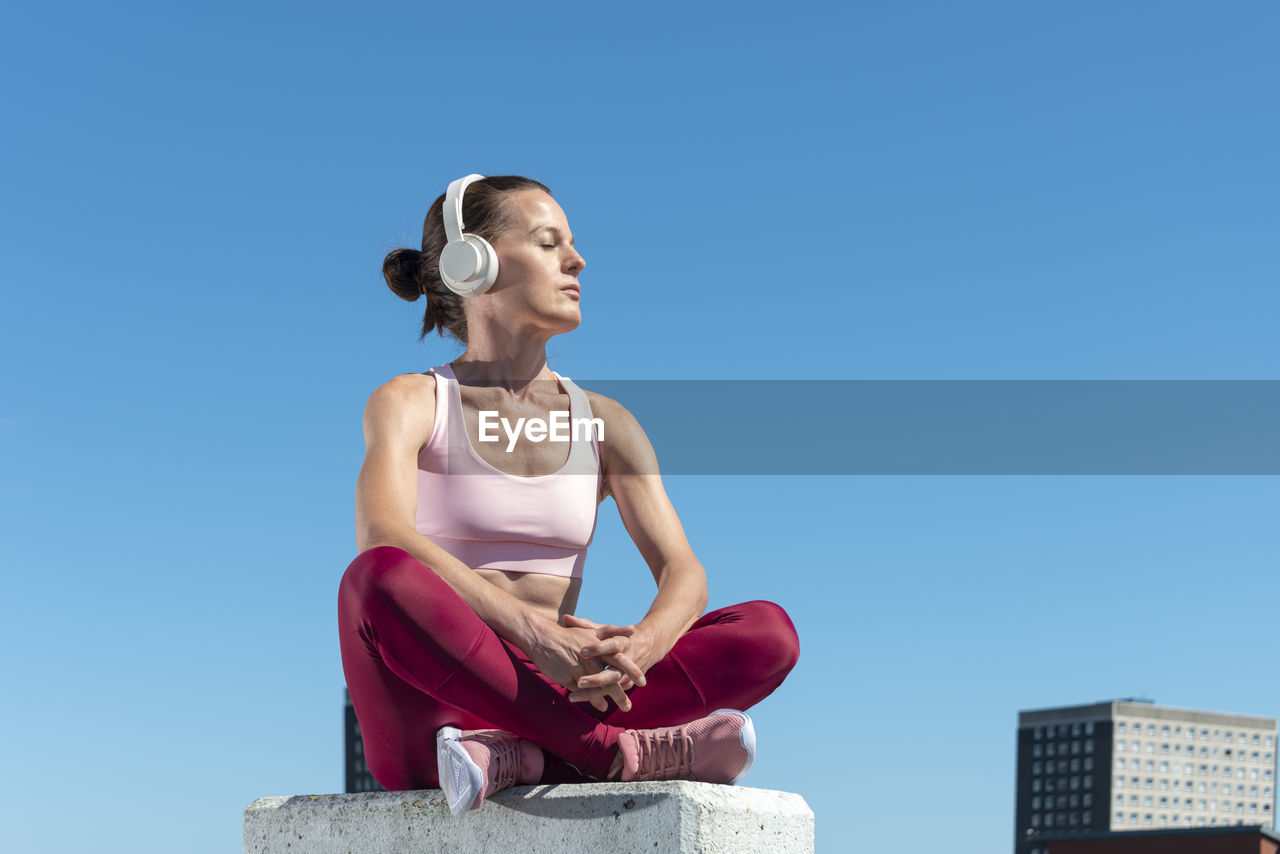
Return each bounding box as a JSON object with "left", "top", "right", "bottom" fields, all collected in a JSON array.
[
  {"left": 1085, "top": 758, "right": 1094, "bottom": 771},
  {"left": 1083, "top": 810, "right": 1092, "bottom": 823},
  {"left": 1033, "top": 761, "right": 1042, "bottom": 774},
  {"left": 1117, "top": 777, "right": 1126, "bottom": 789},
  {"left": 1148, "top": 725, "right": 1157, "bottom": 736},
  {"left": 1084, "top": 793, "right": 1092, "bottom": 807},
  {"left": 1072, "top": 723, "right": 1082, "bottom": 737},
  {"left": 1085, "top": 775, "right": 1093, "bottom": 789},
  {"left": 1047, "top": 743, "right": 1056, "bottom": 757},
  {"left": 1118, "top": 741, "right": 1126, "bottom": 752},
  {"left": 1073, "top": 740, "right": 1081, "bottom": 755},
  {"left": 1047, "top": 761, "right": 1055, "bottom": 774},
  {"left": 1115, "top": 812, "right": 1125, "bottom": 824},
  {"left": 1086, "top": 722, "right": 1095, "bottom": 736},
  {"left": 1033, "top": 743, "right": 1043, "bottom": 758},
  {"left": 1031, "top": 813, "right": 1040, "bottom": 827},
  {"left": 1118, "top": 722, "right": 1127, "bottom": 734},
  {"left": 1070, "top": 758, "right": 1080, "bottom": 772},
  {"left": 1034, "top": 727, "right": 1043, "bottom": 740},
  {"left": 1032, "top": 780, "right": 1041, "bottom": 793},
  {"left": 1116, "top": 758, "right": 1126, "bottom": 770}
]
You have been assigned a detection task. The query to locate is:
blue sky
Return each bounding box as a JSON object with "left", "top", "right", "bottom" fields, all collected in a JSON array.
[{"left": 1, "top": 2, "right": 1277, "bottom": 851}]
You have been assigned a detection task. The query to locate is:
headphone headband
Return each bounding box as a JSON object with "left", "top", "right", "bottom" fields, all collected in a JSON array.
[{"left": 443, "top": 173, "right": 485, "bottom": 244}]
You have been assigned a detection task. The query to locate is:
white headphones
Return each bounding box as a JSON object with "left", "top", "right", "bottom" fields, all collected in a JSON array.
[{"left": 439, "top": 174, "right": 499, "bottom": 297}]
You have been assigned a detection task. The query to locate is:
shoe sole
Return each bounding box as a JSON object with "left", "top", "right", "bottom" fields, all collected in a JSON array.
[
  {"left": 710, "top": 709, "right": 756, "bottom": 785},
  {"left": 436, "top": 726, "right": 483, "bottom": 816}
]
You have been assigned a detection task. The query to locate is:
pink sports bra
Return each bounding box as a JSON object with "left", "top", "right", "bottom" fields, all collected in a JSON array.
[{"left": 414, "top": 363, "right": 602, "bottom": 579}]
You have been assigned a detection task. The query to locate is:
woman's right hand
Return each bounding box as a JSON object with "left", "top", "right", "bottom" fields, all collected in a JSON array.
[{"left": 525, "top": 616, "right": 645, "bottom": 712}]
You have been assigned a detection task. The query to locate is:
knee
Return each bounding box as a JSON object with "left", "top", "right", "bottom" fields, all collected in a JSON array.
[
  {"left": 740, "top": 600, "right": 801, "bottom": 677},
  {"left": 339, "top": 546, "right": 435, "bottom": 611}
]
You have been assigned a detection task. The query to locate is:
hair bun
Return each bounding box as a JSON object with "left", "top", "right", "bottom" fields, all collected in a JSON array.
[{"left": 383, "top": 247, "right": 424, "bottom": 302}]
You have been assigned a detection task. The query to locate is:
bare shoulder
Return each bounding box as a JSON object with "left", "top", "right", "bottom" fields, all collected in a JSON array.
[
  {"left": 582, "top": 389, "right": 658, "bottom": 476},
  {"left": 582, "top": 390, "right": 644, "bottom": 439},
  {"left": 364, "top": 372, "right": 438, "bottom": 447}
]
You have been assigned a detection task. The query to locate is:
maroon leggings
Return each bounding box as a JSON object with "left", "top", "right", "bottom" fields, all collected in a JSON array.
[{"left": 338, "top": 546, "right": 800, "bottom": 790}]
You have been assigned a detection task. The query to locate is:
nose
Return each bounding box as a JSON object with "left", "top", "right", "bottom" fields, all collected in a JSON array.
[{"left": 565, "top": 246, "right": 586, "bottom": 276}]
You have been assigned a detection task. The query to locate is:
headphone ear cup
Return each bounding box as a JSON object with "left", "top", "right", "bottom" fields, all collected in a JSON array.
[{"left": 440, "top": 234, "right": 499, "bottom": 296}]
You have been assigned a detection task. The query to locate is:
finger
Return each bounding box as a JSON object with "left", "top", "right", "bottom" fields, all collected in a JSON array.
[
  {"left": 579, "top": 635, "right": 631, "bottom": 659},
  {"left": 605, "top": 682, "right": 632, "bottom": 712},
  {"left": 592, "top": 623, "right": 636, "bottom": 640},
  {"left": 575, "top": 667, "right": 623, "bottom": 690},
  {"left": 561, "top": 613, "right": 600, "bottom": 630},
  {"left": 601, "top": 652, "right": 646, "bottom": 687}
]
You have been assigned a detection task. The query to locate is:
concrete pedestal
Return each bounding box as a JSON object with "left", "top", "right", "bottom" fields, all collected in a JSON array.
[{"left": 243, "top": 781, "right": 813, "bottom": 853}]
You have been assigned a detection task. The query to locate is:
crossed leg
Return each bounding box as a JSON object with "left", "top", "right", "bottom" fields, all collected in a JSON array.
[{"left": 338, "top": 546, "right": 799, "bottom": 790}]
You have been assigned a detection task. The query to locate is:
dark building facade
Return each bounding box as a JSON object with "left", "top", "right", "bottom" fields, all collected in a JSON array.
[{"left": 1016, "top": 700, "right": 1277, "bottom": 854}]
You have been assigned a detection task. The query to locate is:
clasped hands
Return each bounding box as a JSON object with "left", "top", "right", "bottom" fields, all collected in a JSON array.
[{"left": 529, "top": 614, "right": 654, "bottom": 713}]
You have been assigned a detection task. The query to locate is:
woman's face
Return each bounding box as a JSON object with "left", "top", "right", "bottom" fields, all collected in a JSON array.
[{"left": 485, "top": 189, "right": 587, "bottom": 335}]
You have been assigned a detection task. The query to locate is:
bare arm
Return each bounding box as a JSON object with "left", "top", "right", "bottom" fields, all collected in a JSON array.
[{"left": 571, "top": 394, "right": 708, "bottom": 696}]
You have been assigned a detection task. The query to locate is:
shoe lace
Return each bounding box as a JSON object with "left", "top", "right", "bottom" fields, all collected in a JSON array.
[
  {"left": 634, "top": 726, "right": 694, "bottom": 781},
  {"left": 474, "top": 732, "right": 521, "bottom": 792}
]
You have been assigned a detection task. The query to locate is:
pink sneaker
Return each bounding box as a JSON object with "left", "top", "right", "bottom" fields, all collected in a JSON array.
[
  {"left": 435, "top": 728, "right": 544, "bottom": 816},
  {"left": 618, "top": 709, "right": 756, "bottom": 785}
]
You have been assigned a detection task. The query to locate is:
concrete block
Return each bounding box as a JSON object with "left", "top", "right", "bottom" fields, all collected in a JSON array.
[{"left": 243, "top": 781, "right": 813, "bottom": 853}]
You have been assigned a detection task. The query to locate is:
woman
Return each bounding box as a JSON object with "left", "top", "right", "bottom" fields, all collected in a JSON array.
[{"left": 338, "top": 174, "right": 799, "bottom": 815}]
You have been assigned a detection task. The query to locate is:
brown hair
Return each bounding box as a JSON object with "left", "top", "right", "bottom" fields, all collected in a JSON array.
[{"left": 382, "top": 175, "right": 553, "bottom": 342}]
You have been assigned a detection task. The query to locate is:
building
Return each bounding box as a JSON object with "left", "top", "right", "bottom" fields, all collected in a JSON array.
[
  {"left": 1015, "top": 699, "right": 1277, "bottom": 854},
  {"left": 344, "top": 688, "right": 384, "bottom": 793},
  {"left": 1038, "top": 824, "right": 1280, "bottom": 854}
]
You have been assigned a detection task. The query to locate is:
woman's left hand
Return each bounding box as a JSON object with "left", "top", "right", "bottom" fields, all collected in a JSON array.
[{"left": 563, "top": 614, "right": 657, "bottom": 702}]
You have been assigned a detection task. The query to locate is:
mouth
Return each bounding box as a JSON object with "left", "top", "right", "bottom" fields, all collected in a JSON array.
[{"left": 561, "top": 285, "right": 581, "bottom": 299}]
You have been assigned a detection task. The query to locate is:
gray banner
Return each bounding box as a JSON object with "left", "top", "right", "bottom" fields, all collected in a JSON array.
[{"left": 567, "top": 380, "right": 1280, "bottom": 474}]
